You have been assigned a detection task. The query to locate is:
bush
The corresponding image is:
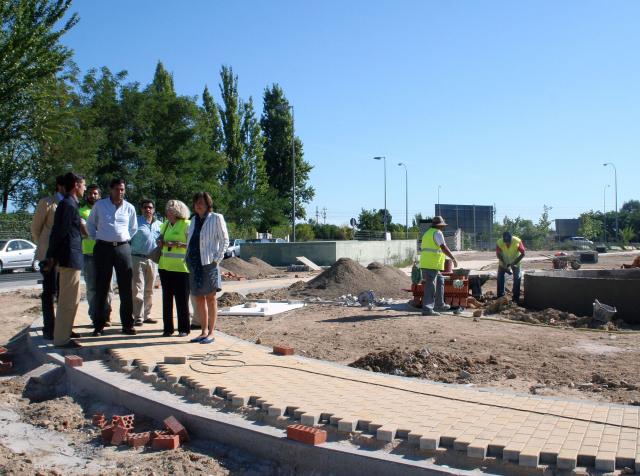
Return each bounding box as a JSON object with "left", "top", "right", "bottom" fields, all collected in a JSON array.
[
  {"left": 295, "top": 224, "right": 315, "bottom": 241},
  {"left": 0, "top": 212, "right": 33, "bottom": 240}
]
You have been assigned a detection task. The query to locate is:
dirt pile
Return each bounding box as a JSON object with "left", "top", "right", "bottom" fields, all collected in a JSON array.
[
  {"left": 220, "top": 257, "right": 280, "bottom": 279},
  {"left": 246, "top": 288, "right": 290, "bottom": 301},
  {"left": 21, "top": 395, "right": 86, "bottom": 431},
  {"left": 295, "top": 258, "right": 410, "bottom": 299},
  {"left": 350, "top": 348, "right": 509, "bottom": 384},
  {"left": 217, "top": 292, "right": 246, "bottom": 307}
]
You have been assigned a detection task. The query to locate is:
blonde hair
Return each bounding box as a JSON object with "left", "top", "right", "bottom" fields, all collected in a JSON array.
[{"left": 165, "top": 199, "right": 190, "bottom": 220}]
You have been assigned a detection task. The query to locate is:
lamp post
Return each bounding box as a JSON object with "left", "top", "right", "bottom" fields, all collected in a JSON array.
[
  {"left": 603, "top": 163, "right": 618, "bottom": 240},
  {"left": 437, "top": 185, "right": 441, "bottom": 216},
  {"left": 398, "top": 162, "right": 408, "bottom": 238},
  {"left": 603, "top": 184, "right": 610, "bottom": 242},
  {"left": 274, "top": 104, "right": 295, "bottom": 242},
  {"left": 373, "top": 156, "right": 387, "bottom": 235}
]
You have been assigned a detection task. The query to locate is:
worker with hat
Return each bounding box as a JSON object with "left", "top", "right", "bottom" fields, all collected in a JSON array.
[
  {"left": 420, "top": 216, "right": 458, "bottom": 316},
  {"left": 496, "top": 231, "right": 525, "bottom": 302}
]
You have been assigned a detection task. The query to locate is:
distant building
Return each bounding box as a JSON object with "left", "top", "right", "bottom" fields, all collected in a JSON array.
[
  {"left": 555, "top": 219, "right": 580, "bottom": 240},
  {"left": 434, "top": 204, "right": 494, "bottom": 249}
]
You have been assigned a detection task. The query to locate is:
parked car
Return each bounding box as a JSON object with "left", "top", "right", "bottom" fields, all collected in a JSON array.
[
  {"left": 224, "top": 239, "right": 245, "bottom": 258},
  {"left": 564, "top": 236, "right": 594, "bottom": 249},
  {"left": 0, "top": 239, "right": 39, "bottom": 272}
]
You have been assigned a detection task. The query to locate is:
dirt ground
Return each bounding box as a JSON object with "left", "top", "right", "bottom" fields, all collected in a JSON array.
[{"left": 0, "top": 374, "right": 279, "bottom": 475}]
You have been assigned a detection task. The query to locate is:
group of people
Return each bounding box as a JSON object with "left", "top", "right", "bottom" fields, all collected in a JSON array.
[
  {"left": 419, "top": 216, "right": 525, "bottom": 315},
  {"left": 31, "top": 173, "right": 229, "bottom": 348}
]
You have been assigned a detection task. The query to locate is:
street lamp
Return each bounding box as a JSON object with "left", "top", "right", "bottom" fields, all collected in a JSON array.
[
  {"left": 274, "top": 104, "right": 295, "bottom": 242},
  {"left": 603, "top": 163, "right": 618, "bottom": 240},
  {"left": 603, "top": 184, "right": 610, "bottom": 242},
  {"left": 437, "top": 185, "right": 442, "bottom": 216},
  {"left": 373, "top": 156, "right": 387, "bottom": 235},
  {"left": 398, "top": 162, "right": 408, "bottom": 238}
]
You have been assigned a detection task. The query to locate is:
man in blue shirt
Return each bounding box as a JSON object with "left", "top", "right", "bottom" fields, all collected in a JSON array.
[
  {"left": 130, "top": 199, "right": 161, "bottom": 326},
  {"left": 87, "top": 178, "right": 138, "bottom": 336}
]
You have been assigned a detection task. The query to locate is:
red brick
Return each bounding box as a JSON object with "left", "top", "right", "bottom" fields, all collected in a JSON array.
[
  {"left": 0, "top": 347, "right": 6, "bottom": 354},
  {"left": 92, "top": 413, "right": 105, "bottom": 427},
  {"left": 273, "top": 345, "right": 294, "bottom": 356},
  {"left": 101, "top": 425, "right": 114, "bottom": 443},
  {"left": 152, "top": 434, "right": 180, "bottom": 450},
  {"left": 111, "top": 424, "right": 129, "bottom": 445},
  {"left": 65, "top": 355, "right": 83, "bottom": 367},
  {"left": 111, "top": 414, "right": 135, "bottom": 430},
  {"left": 164, "top": 416, "right": 188, "bottom": 442},
  {"left": 286, "top": 424, "right": 327, "bottom": 445},
  {"left": 128, "top": 431, "right": 151, "bottom": 448}
]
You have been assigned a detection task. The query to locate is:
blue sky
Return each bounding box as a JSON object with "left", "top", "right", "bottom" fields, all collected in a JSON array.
[{"left": 61, "top": 0, "right": 640, "bottom": 226}]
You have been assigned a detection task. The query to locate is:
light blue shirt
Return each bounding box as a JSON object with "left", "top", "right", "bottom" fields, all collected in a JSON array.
[
  {"left": 87, "top": 198, "right": 137, "bottom": 242},
  {"left": 130, "top": 216, "right": 162, "bottom": 255}
]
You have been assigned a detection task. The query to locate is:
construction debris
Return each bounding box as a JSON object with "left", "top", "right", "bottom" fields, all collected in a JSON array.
[{"left": 296, "top": 256, "right": 322, "bottom": 271}]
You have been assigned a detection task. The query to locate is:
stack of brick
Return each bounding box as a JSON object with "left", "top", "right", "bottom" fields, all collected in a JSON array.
[
  {"left": 93, "top": 413, "right": 188, "bottom": 451},
  {"left": 443, "top": 275, "right": 469, "bottom": 307}
]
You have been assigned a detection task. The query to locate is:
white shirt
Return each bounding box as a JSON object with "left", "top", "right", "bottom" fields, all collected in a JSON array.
[
  {"left": 87, "top": 198, "right": 137, "bottom": 242},
  {"left": 187, "top": 212, "right": 229, "bottom": 265},
  {"left": 433, "top": 230, "right": 445, "bottom": 246}
]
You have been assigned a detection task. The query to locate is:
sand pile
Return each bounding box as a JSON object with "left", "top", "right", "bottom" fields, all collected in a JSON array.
[
  {"left": 295, "top": 258, "right": 410, "bottom": 299},
  {"left": 217, "top": 292, "right": 246, "bottom": 307},
  {"left": 350, "top": 348, "right": 508, "bottom": 384},
  {"left": 221, "top": 257, "right": 280, "bottom": 279}
]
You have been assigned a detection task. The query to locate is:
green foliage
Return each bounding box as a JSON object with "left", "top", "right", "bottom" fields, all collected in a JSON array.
[
  {"left": 0, "top": 212, "right": 32, "bottom": 239},
  {"left": 620, "top": 225, "right": 635, "bottom": 245},
  {"left": 495, "top": 206, "right": 554, "bottom": 250},
  {"left": 578, "top": 213, "right": 602, "bottom": 241},
  {"left": 295, "top": 223, "right": 315, "bottom": 241},
  {"left": 312, "top": 223, "right": 353, "bottom": 240}
]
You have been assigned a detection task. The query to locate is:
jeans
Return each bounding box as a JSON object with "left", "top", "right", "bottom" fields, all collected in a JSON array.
[
  {"left": 422, "top": 268, "right": 445, "bottom": 313},
  {"left": 40, "top": 266, "right": 57, "bottom": 337},
  {"left": 497, "top": 265, "right": 521, "bottom": 301},
  {"left": 93, "top": 241, "right": 134, "bottom": 331}
]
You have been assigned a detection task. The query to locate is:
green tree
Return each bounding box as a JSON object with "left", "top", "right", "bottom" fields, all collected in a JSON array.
[
  {"left": 620, "top": 225, "right": 635, "bottom": 245},
  {"left": 578, "top": 212, "right": 602, "bottom": 241},
  {"left": 295, "top": 223, "right": 315, "bottom": 241},
  {"left": 261, "top": 84, "right": 314, "bottom": 220}
]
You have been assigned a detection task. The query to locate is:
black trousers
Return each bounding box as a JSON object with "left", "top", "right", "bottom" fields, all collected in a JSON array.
[
  {"left": 40, "top": 266, "right": 57, "bottom": 337},
  {"left": 158, "top": 269, "right": 190, "bottom": 334},
  {"left": 93, "top": 241, "right": 134, "bottom": 331}
]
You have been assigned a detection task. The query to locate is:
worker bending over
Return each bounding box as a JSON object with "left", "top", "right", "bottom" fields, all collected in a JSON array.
[
  {"left": 420, "top": 216, "right": 458, "bottom": 316},
  {"left": 496, "top": 231, "right": 525, "bottom": 303},
  {"left": 621, "top": 255, "right": 640, "bottom": 269}
]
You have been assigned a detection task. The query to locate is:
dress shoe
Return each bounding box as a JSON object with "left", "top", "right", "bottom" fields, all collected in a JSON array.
[
  {"left": 92, "top": 330, "right": 103, "bottom": 337},
  {"left": 43, "top": 333, "right": 53, "bottom": 341},
  {"left": 70, "top": 331, "right": 81, "bottom": 338},
  {"left": 162, "top": 331, "right": 174, "bottom": 337},
  {"left": 143, "top": 318, "right": 158, "bottom": 324},
  {"left": 122, "top": 328, "right": 137, "bottom": 336},
  {"left": 55, "top": 340, "right": 82, "bottom": 349},
  {"left": 134, "top": 318, "right": 143, "bottom": 327}
]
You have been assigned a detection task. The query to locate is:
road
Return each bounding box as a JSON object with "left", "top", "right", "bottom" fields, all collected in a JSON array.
[{"left": 0, "top": 270, "right": 41, "bottom": 290}]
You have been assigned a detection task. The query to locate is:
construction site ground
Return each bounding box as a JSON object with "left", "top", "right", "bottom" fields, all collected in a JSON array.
[{"left": 0, "top": 249, "right": 639, "bottom": 474}]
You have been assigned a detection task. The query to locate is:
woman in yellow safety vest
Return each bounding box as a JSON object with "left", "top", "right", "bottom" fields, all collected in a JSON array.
[{"left": 158, "top": 200, "right": 191, "bottom": 337}]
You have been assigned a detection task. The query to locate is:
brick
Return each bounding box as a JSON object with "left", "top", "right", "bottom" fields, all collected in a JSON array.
[
  {"left": 164, "top": 356, "right": 187, "bottom": 364},
  {"left": 101, "top": 425, "right": 114, "bottom": 444},
  {"left": 92, "top": 413, "right": 105, "bottom": 427},
  {"left": 287, "top": 424, "right": 327, "bottom": 445},
  {"left": 65, "top": 355, "right": 83, "bottom": 367},
  {"left": 152, "top": 434, "right": 180, "bottom": 450},
  {"left": 112, "top": 414, "right": 135, "bottom": 430},
  {"left": 0, "top": 361, "right": 13, "bottom": 373},
  {"left": 128, "top": 431, "right": 151, "bottom": 448},
  {"left": 164, "top": 415, "right": 189, "bottom": 442},
  {"left": 273, "top": 345, "right": 294, "bottom": 356},
  {"left": 111, "top": 424, "right": 129, "bottom": 445}
]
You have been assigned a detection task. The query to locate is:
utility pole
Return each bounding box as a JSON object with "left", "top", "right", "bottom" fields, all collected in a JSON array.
[
  {"left": 322, "top": 207, "right": 327, "bottom": 224},
  {"left": 603, "top": 163, "right": 618, "bottom": 240},
  {"left": 373, "top": 156, "right": 387, "bottom": 234},
  {"left": 315, "top": 206, "right": 319, "bottom": 224}
]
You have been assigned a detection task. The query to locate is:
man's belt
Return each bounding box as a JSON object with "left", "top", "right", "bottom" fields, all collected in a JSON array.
[{"left": 97, "top": 239, "right": 129, "bottom": 247}]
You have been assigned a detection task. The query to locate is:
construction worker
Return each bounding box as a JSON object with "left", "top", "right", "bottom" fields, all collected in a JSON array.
[
  {"left": 496, "top": 231, "right": 525, "bottom": 302},
  {"left": 621, "top": 255, "right": 640, "bottom": 269},
  {"left": 420, "top": 216, "right": 458, "bottom": 316}
]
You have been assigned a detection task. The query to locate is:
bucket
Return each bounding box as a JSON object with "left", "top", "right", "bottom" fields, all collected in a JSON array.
[{"left": 592, "top": 299, "right": 616, "bottom": 322}]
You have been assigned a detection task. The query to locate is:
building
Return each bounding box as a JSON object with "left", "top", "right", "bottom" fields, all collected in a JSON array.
[
  {"left": 554, "top": 219, "right": 580, "bottom": 241},
  {"left": 434, "top": 204, "right": 494, "bottom": 249}
]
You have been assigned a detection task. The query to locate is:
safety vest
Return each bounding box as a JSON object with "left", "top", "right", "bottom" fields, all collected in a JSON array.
[
  {"left": 497, "top": 236, "right": 522, "bottom": 266},
  {"left": 79, "top": 205, "right": 95, "bottom": 255},
  {"left": 158, "top": 219, "right": 190, "bottom": 273},
  {"left": 420, "top": 228, "right": 446, "bottom": 270}
]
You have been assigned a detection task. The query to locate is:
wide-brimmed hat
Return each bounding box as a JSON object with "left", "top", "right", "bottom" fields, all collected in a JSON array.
[{"left": 431, "top": 215, "right": 447, "bottom": 227}]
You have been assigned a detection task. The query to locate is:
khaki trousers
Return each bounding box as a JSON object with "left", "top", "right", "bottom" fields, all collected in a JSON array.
[
  {"left": 54, "top": 267, "right": 80, "bottom": 346},
  {"left": 132, "top": 256, "right": 157, "bottom": 320}
]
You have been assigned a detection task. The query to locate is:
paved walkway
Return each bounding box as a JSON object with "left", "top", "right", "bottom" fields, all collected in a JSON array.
[{"left": 48, "top": 294, "right": 640, "bottom": 472}]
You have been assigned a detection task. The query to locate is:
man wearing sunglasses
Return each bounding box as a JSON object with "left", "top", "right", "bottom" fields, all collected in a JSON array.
[{"left": 130, "top": 199, "right": 162, "bottom": 326}]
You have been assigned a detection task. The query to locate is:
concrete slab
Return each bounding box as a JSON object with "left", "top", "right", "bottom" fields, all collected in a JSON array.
[{"left": 219, "top": 301, "right": 304, "bottom": 316}]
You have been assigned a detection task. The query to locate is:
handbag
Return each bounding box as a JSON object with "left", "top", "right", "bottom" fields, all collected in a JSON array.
[{"left": 148, "top": 225, "right": 165, "bottom": 264}]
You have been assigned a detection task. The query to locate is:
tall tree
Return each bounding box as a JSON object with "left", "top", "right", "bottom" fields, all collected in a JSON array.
[{"left": 260, "top": 84, "right": 314, "bottom": 220}]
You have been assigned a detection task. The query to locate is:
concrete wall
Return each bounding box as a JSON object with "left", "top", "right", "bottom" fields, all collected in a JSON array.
[
  {"left": 524, "top": 269, "right": 640, "bottom": 324},
  {"left": 239, "top": 240, "right": 416, "bottom": 266}
]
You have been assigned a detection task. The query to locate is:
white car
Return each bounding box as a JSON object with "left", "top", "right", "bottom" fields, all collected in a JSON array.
[
  {"left": 565, "top": 236, "right": 594, "bottom": 249},
  {"left": 224, "top": 239, "right": 245, "bottom": 258},
  {"left": 0, "top": 239, "right": 39, "bottom": 272}
]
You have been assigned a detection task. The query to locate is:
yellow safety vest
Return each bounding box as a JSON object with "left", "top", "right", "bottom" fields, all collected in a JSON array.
[
  {"left": 420, "top": 228, "right": 446, "bottom": 271},
  {"left": 497, "top": 236, "right": 522, "bottom": 266},
  {"left": 79, "top": 205, "right": 96, "bottom": 255},
  {"left": 158, "top": 219, "right": 190, "bottom": 273}
]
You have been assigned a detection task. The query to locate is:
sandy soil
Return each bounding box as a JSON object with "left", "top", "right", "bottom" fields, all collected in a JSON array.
[
  {"left": 0, "top": 376, "right": 278, "bottom": 475},
  {"left": 0, "top": 290, "right": 42, "bottom": 345}
]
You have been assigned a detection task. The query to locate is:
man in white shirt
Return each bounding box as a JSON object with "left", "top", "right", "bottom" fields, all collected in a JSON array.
[{"left": 87, "top": 178, "right": 138, "bottom": 336}]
